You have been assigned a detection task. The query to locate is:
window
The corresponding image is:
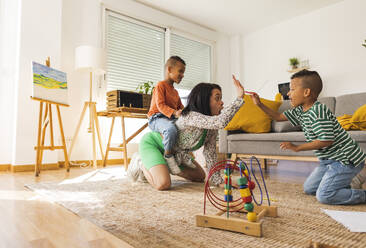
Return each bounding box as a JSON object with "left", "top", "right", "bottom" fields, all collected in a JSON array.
[
  {"left": 104, "top": 10, "right": 213, "bottom": 94},
  {"left": 105, "top": 11, "right": 165, "bottom": 92},
  {"left": 170, "top": 33, "right": 212, "bottom": 90}
]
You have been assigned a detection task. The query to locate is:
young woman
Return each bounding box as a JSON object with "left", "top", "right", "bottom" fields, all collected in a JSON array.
[{"left": 128, "top": 76, "right": 245, "bottom": 190}]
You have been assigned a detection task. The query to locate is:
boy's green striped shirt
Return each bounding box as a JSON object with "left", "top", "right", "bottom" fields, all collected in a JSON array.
[{"left": 284, "top": 101, "right": 366, "bottom": 166}]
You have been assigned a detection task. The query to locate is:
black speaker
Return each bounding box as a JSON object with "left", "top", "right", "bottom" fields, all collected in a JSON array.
[{"left": 107, "top": 90, "right": 151, "bottom": 110}]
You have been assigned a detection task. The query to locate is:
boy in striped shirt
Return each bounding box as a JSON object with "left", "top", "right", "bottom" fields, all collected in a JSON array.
[{"left": 251, "top": 70, "right": 366, "bottom": 205}]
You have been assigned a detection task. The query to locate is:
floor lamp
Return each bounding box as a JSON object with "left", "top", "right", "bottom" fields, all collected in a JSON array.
[{"left": 68, "top": 45, "right": 106, "bottom": 168}]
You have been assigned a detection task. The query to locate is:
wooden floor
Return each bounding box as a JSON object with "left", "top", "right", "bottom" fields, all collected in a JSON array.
[
  {"left": 0, "top": 166, "right": 133, "bottom": 248},
  {"left": 0, "top": 161, "right": 316, "bottom": 248}
]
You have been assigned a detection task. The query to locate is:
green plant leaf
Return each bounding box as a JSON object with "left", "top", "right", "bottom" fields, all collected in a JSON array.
[
  {"left": 136, "top": 81, "right": 155, "bottom": 94},
  {"left": 289, "top": 57, "right": 299, "bottom": 66}
]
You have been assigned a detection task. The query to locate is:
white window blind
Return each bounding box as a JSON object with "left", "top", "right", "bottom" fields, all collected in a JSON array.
[
  {"left": 170, "top": 33, "right": 211, "bottom": 90},
  {"left": 105, "top": 11, "right": 165, "bottom": 92}
]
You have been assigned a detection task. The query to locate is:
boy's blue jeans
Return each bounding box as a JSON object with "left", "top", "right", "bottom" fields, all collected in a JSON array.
[
  {"left": 304, "top": 159, "right": 366, "bottom": 205},
  {"left": 148, "top": 113, "right": 177, "bottom": 153}
]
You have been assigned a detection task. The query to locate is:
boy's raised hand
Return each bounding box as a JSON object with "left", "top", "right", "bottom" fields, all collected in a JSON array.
[
  {"left": 250, "top": 93, "right": 261, "bottom": 106},
  {"left": 232, "top": 75, "right": 244, "bottom": 99}
]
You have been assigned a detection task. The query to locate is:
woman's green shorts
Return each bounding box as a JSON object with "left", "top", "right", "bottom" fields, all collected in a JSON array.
[{"left": 139, "top": 131, "right": 167, "bottom": 170}]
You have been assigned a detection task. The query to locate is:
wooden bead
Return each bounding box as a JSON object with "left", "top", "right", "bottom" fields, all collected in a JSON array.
[
  {"left": 224, "top": 189, "right": 232, "bottom": 195},
  {"left": 224, "top": 195, "right": 233, "bottom": 202},
  {"left": 224, "top": 184, "right": 232, "bottom": 190},
  {"left": 244, "top": 203, "right": 254, "bottom": 212},
  {"left": 248, "top": 181, "right": 255, "bottom": 190},
  {"left": 224, "top": 168, "right": 232, "bottom": 175},
  {"left": 239, "top": 188, "right": 251, "bottom": 198},
  {"left": 247, "top": 212, "right": 257, "bottom": 222},
  {"left": 237, "top": 177, "right": 247, "bottom": 186},
  {"left": 242, "top": 196, "right": 252, "bottom": 203},
  {"left": 224, "top": 177, "right": 232, "bottom": 185}
]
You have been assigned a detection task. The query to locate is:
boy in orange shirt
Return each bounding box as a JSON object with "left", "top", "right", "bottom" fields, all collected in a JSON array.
[{"left": 147, "top": 56, "right": 185, "bottom": 174}]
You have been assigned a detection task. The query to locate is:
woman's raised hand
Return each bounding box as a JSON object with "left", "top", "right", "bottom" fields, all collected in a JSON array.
[{"left": 232, "top": 75, "right": 244, "bottom": 99}]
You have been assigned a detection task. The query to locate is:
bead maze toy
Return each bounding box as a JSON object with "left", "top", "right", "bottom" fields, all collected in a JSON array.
[{"left": 195, "top": 157, "right": 277, "bottom": 237}]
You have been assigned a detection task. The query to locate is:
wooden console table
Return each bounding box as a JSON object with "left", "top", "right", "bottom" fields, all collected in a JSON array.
[{"left": 97, "top": 107, "right": 148, "bottom": 170}]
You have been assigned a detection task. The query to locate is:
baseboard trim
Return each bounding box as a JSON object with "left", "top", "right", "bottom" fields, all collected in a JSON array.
[
  {"left": 11, "top": 163, "right": 60, "bottom": 172},
  {"left": 58, "top": 158, "right": 130, "bottom": 167},
  {"left": 0, "top": 164, "right": 11, "bottom": 171},
  {"left": 9, "top": 158, "right": 130, "bottom": 173}
]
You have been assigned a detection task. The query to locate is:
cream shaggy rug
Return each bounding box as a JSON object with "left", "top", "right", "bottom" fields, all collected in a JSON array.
[{"left": 26, "top": 167, "right": 366, "bottom": 248}]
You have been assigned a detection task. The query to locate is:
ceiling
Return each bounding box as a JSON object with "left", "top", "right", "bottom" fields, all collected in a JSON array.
[{"left": 134, "top": 0, "right": 344, "bottom": 35}]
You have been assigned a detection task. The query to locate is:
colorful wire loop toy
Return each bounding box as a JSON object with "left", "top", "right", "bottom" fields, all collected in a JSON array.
[{"left": 196, "top": 157, "right": 278, "bottom": 237}]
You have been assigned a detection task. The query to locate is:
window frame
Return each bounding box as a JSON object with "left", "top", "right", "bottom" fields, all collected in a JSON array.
[
  {"left": 168, "top": 27, "right": 215, "bottom": 87},
  {"left": 102, "top": 7, "right": 215, "bottom": 93}
]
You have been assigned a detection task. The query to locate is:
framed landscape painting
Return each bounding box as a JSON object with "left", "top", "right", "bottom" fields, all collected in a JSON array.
[{"left": 32, "top": 61, "right": 68, "bottom": 105}]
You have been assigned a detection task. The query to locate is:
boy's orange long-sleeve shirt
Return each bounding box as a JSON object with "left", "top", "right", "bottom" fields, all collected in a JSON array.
[{"left": 147, "top": 81, "right": 184, "bottom": 118}]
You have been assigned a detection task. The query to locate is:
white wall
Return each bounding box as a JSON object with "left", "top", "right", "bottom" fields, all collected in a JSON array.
[
  {"left": 0, "top": 0, "right": 232, "bottom": 165},
  {"left": 0, "top": 0, "right": 20, "bottom": 164},
  {"left": 0, "top": 0, "right": 234, "bottom": 165},
  {"left": 242, "top": 0, "right": 366, "bottom": 100},
  {"left": 9, "top": 0, "right": 62, "bottom": 165}
]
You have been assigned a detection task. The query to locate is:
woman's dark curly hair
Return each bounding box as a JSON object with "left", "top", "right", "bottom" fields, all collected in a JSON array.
[{"left": 181, "top": 82, "right": 221, "bottom": 116}]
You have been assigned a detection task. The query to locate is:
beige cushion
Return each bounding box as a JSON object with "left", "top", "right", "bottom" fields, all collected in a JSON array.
[{"left": 271, "top": 121, "right": 302, "bottom": 133}]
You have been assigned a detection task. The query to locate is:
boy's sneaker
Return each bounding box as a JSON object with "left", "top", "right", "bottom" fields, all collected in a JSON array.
[
  {"left": 127, "top": 152, "right": 142, "bottom": 182},
  {"left": 164, "top": 155, "right": 181, "bottom": 175},
  {"left": 351, "top": 175, "right": 364, "bottom": 189},
  {"left": 175, "top": 152, "right": 196, "bottom": 168},
  {"left": 351, "top": 166, "right": 366, "bottom": 189}
]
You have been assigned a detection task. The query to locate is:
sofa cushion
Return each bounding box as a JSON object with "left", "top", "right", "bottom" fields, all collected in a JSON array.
[
  {"left": 227, "top": 130, "right": 366, "bottom": 142},
  {"left": 228, "top": 132, "right": 307, "bottom": 142},
  {"left": 271, "top": 121, "right": 302, "bottom": 132},
  {"left": 225, "top": 95, "right": 281, "bottom": 133},
  {"left": 335, "top": 92, "right": 366, "bottom": 116},
  {"left": 227, "top": 140, "right": 315, "bottom": 156},
  {"left": 277, "top": 97, "right": 335, "bottom": 113},
  {"left": 348, "top": 131, "right": 366, "bottom": 142},
  {"left": 318, "top": 97, "right": 336, "bottom": 113}
]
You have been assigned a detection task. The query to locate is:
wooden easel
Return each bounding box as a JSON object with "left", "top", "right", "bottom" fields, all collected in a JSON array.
[{"left": 31, "top": 57, "right": 70, "bottom": 176}]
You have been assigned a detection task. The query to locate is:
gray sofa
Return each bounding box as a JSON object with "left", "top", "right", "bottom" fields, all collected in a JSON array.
[{"left": 219, "top": 92, "right": 366, "bottom": 161}]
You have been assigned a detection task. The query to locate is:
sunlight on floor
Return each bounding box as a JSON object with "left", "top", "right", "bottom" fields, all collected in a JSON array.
[
  {"left": 0, "top": 190, "right": 35, "bottom": 200},
  {"left": 30, "top": 189, "right": 103, "bottom": 204},
  {"left": 59, "top": 166, "right": 127, "bottom": 185}
]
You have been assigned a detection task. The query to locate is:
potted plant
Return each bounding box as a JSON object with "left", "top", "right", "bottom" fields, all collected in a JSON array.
[
  {"left": 289, "top": 57, "right": 299, "bottom": 69},
  {"left": 136, "top": 81, "right": 154, "bottom": 95},
  {"left": 136, "top": 81, "right": 154, "bottom": 109}
]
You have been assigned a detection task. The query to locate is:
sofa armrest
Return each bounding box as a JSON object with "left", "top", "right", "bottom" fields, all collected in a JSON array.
[{"left": 219, "top": 129, "right": 228, "bottom": 153}]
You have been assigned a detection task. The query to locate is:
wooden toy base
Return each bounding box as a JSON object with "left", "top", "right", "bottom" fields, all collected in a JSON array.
[{"left": 196, "top": 205, "right": 277, "bottom": 237}]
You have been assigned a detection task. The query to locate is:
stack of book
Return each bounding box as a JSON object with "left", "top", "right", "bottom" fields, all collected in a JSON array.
[{"left": 106, "top": 90, "right": 151, "bottom": 112}]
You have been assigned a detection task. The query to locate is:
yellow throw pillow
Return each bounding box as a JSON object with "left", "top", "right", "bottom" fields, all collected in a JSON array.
[
  {"left": 225, "top": 95, "right": 281, "bottom": 133},
  {"left": 350, "top": 104, "right": 366, "bottom": 130},
  {"left": 274, "top": 93, "right": 283, "bottom": 102},
  {"left": 337, "top": 114, "right": 353, "bottom": 130}
]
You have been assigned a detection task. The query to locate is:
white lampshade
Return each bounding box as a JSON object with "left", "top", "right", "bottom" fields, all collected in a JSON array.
[{"left": 75, "top": 45, "right": 106, "bottom": 75}]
